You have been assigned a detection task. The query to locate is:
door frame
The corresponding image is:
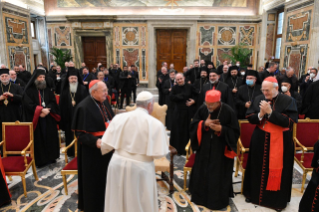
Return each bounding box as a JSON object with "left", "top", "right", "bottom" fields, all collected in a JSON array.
[
  {"left": 147, "top": 21, "right": 197, "bottom": 88},
  {"left": 72, "top": 29, "right": 113, "bottom": 69}
]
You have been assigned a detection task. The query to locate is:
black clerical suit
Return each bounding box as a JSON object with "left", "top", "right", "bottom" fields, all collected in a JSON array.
[
  {"left": 130, "top": 70, "right": 139, "bottom": 103},
  {"left": 259, "top": 69, "right": 274, "bottom": 82},
  {"left": 72, "top": 96, "right": 114, "bottom": 212},
  {"left": 10, "top": 78, "right": 25, "bottom": 89},
  {"left": 301, "top": 80, "right": 319, "bottom": 119},
  {"left": 162, "top": 78, "right": 175, "bottom": 130},
  {"left": 156, "top": 73, "right": 169, "bottom": 106},
  {"left": 119, "top": 71, "right": 132, "bottom": 108},
  {"left": 82, "top": 73, "right": 96, "bottom": 90},
  {"left": 236, "top": 83, "right": 262, "bottom": 119},
  {"left": 169, "top": 83, "right": 198, "bottom": 155},
  {"left": 184, "top": 67, "right": 200, "bottom": 84},
  {"left": 17, "top": 70, "right": 31, "bottom": 84},
  {"left": 103, "top": 74, "right": 115, "bottom": 97},
  {"left": 201, "top": 81, "right": 234, "bottom": 109}
]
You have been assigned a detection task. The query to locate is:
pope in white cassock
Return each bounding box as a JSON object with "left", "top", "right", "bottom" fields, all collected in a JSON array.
[{"left": 101, "top": 91, "right": 169, "bottom": 212}]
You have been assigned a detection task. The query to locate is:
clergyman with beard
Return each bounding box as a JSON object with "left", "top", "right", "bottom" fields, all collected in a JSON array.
[
  {"left": 0, "top": 68, "right": 23, "bottom": 140},
  {"left": 59, "top": 68, "right": 88, "bottom": 157},
  {"left": 193, "top": 67, "right": 209, "bottom": 110},
  {"left": 22, "top": 69, "right": 60, "bottom": 167}
]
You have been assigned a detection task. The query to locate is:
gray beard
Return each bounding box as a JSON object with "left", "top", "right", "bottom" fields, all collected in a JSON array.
[
  {"left": 1, "top": 80, "right": 9, "bottom": 85},
  {"left": 34, "top": 80, "right": 46, "bottom": 90},
  {"left": 69, "top": 82, "right": 78, "bottom": 93}
]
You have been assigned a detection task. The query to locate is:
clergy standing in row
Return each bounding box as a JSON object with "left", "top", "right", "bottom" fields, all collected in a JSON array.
[
  {"left": 101, "top": 91, "right": 169, "bottom": 212},
  {"left": 189, "top": 90, "right": 239, "bottom": 210},
  {"left": 301, "top": 78, "right": 319, "bottom": 119},
  {"left": 0, "top": 69, "right": 23, "bottom": 140},
  {"left": 22, "top": 69, "right": 60, "bottom": 167},
  {"left": 243, "top": 77, "right": 298, "bottom": 212},
  {"left": 236, "top": 70, "right": 262, "bottom": 119},
  {"left": 72, "top": 80, "right": 114, "bottom": 212},
  {"left": 170, "top": 73, "right": 197, "bottom": 155},
  {"left": 60, "top": 68, "right": 88, "bottom": 157},
  {"left": 0, "top": 156, "right": 11, "bottom": 207}
]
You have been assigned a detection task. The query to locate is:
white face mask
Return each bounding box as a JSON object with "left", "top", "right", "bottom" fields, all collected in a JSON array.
[
  {"left": 281, "top": 86, "right": 288, "bottom": 93},
  {"left": 236, "top": 63, "right": 240, "bottom": 67},
  {"left": 310, "top": 73, "right": 315, "bottom": 78},
  {"left": 307, "top": 70, "right": 311, "bottom": 74},
  {"left": 241, "top": 72, "right": 245, "bottom": 76}
]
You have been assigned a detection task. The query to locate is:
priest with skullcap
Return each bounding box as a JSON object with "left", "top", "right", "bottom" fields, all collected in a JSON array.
[
  {"left": 101, "top": 91, "right": 169, "bottom": 212},
  {"left": 236, "top": 69, "right": 262, "bottom": 119},
  {"left": 189, "top": 90, "right": 239, "bottom": 210},
  {"left": 72, "top": 80, "right": 114, "bottom": 212},
  {"left": 0, "top": 68, "right": 23, "bottom": 140},
  {"left": 22, "top": 69, "right": 60, "bottom": 167},
  {"left": 60, "top": 67, "right": 88, "bottom": 157},
  {"left": 243, "top": 76, "right": 298, "bottom": 211}
]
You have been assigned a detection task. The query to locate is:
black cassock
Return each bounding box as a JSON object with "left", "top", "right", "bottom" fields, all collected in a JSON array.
[
  {"left": 193, "top": 77, "right": 208, "bottom": 110},
  {"left": 156, "top": 73, "right": 169, "bottom": 106},
  {"left": 201, "top": 81, "right": 234, "bottom": 109},
  {"left": 189, "top": 103, "right": 239, "bottom": 210},
  {"left": 169, "top": 83, "right": 197, "bottom": 155},
  {"left": 301, "top": 80, "right": 319, "bottom": 119},
  {"left": 299, "top": 140, "right": 319, "bottom": 212},
  {"left": 0, "top": 82, "right": 23, "bottom": 139},
  {"left": 0, "top": 157, "right": 11, "bottom": 207},
  {"left": 162, "top": 78, "right": 175, "bottom": 130},
  {"left": 59, "top": 84, "right": 88, "bottom": 156},
  {"left": 243, "top": 94, "right": 298, "bottom": 210},
  {"left": 236, "top": 84, "right": 262, "bottom": 119},
  {"left": 224, "top": 76, "right": 244, "bottom": 108},
  {"left": 82, "top": 73, "right": 96, "bottom": 90},
  {"left": 72, "top": 96, "right": 114, "bottom": 212},
  {"left": 22, "top": 86, "right": 60, "bottom": 167}
]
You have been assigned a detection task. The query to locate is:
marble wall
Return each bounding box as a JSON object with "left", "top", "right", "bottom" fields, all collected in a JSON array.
[
  {"left": 2, "top": 6, "right": 32, "bottom": 71},
  {"left": 282, "top": 5, "right": 313, "bottom": 77},
  {"left": 265, "top": 13, "right": 276, "bottom": 61},
  {"left": 46, "top": 23, "right": 75, "bottom": 64},
  {"left": 196, "top": 23, "right": 257, "bottom": 68},
  {"left": 113, "top": 23, "right": 148, "bottom": 82}
]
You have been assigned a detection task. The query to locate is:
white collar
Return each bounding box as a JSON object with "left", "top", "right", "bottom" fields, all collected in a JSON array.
[{"left": 136, "top": 107, "right": 149, "bottom": 114}]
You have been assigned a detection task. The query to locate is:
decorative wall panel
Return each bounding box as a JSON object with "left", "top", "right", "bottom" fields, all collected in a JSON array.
[
  {"left": 218, "top": 26, "right": 236, "bottom": 46},
  {"left": 283, "top": 44, "right": 308, "bottom": 78},
  {"left": 8, "top": 46, "right": 31, "bottom": 71},
  {"left": 196, "top": 23, "right": 257, "bottom": 68},
  {"left": 239, "top": 26, "right": 254, "bottom": 46},
  {"left": 113, "top": 23, "right": 148, "bottom": 82},
  {"left": 199, "top": 26, "right": 215, "bottom": 46},
  {"left": 286, "top": 10, "right": 311, "bottom": 42},
  {"left": 2, "top": 10, "right": 32, "bottom": 70},
  {"left": 47, "top": 23, "right": 74, "bottom": 63}
]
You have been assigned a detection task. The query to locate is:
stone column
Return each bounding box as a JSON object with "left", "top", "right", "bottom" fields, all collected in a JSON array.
[
  {"left": 258, "top": 10, "right": 268, "bottom": 68},
  {"left": 308, "top": 0, "right": 319, "bottom": 67}
]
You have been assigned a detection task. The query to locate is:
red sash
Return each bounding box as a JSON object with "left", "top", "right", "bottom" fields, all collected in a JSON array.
[
  {"left": 88, "top": 122, "right": 109, "bottom": 137},
  {"left": 258, "top": 121, "right": 289, "bottom": 191}
]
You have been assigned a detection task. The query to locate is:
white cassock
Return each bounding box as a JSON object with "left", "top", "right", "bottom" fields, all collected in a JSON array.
[{"left": 101, "top": 107, "right": 169, "bottom": 212}]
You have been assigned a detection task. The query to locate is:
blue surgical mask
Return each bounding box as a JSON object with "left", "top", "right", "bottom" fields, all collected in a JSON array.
[{"left": 246, "top": 79, "right": 254, "bottom": 86}]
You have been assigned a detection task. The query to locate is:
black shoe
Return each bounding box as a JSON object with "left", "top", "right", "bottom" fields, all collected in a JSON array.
[{"left": 245, "top": 198, "right": 251, "bottom": 203}]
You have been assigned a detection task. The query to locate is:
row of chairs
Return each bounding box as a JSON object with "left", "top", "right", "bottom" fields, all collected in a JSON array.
[{"left": 183, "top": 118, "right": 319, "bottom": 193}]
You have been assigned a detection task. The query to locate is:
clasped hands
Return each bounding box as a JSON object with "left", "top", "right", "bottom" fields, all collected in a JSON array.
[
  {"left": 205, "top": 114, "right": 222, "bottom": 133},
  {"left": 259, "top": 100, "right": 272, "bottom": 117},
  {"left": 0, "top": 92, "right": 13, "bottom": 100},
  {"left": 40, "top": 108, "right": 51, "bottom": 118}
]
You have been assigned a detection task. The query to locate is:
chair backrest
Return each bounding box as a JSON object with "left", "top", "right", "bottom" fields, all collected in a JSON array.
[
  {"left": 126, "top": 102, "right": 168, "bottom": 126},
  {"left": 55, "top": 95, "right": 60, "bottom": 105},
  {"left": 239, "top": 120, "right": 255, "bottom": 148},
  {"left": 294, "top": 119, "right": 319, "bottom": 149},
  {"left": 2, "top": 121, "right": 33, "bottom": 157}
]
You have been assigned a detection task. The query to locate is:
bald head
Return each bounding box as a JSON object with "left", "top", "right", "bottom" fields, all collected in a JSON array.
[
  {"left": 261, "top": 80, "right": 279, "bottom": 100},
  {"left": 175, "top": 73, "right": 185, "bottom": 86},
  {"left": 286, "top": 68, "right": 295, "bottom": 78},
  {"left": 90, "top": 81, "right": 108, "bottom": 103}
]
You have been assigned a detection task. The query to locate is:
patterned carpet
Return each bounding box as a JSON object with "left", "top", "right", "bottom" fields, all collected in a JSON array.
[{"left": 0, "top": 149, "right": 307, "bottom": 212}]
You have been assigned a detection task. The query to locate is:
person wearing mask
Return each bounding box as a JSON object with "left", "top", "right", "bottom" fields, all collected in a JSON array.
[
  {"left": 280, "top": 76, "right": 302, "bottom": 114},
  {"left": 300, "top": 67, "right": 317, "bottom": 97},
  {"left": 301, "top": 68, "right": 319, "bottom": 119},
  {"left": 236, "top": 70, "right": 262, "bottom": 119}
]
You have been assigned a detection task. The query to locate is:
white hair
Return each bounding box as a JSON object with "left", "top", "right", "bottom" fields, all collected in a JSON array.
[
  {"left": 89, "top": 83, "right": 99, "bottom": 94},
  {"left": 273, "top": 83, "right": 278, "bottom": 88},
  {"left": 136, "top": 98, "right": 154, "bottom": 108}
]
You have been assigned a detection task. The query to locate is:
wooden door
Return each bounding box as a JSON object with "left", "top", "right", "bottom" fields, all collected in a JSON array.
[
  {"left": 82, "top": 37, "right": 107, "bottom": 72},
  {"left": 156, "top": 29, "right": 187, "bottom": 73}
]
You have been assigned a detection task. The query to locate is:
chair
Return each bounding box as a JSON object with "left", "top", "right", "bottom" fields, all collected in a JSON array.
[
  {"left": 61, "top": 136, "right": 78, "bottom": 195},
  {"left": 293, "top": 118, "right": 319, "bottom": 192},
  {"left": 184, "top": 140, "right": 194, "bottom": 190},
  {"left": 234, "top": 120, "right": 255, "bottom": 193},
  {"left": 55, "top": 94, "right": 62, "bottom": 147},
  {"left": 0, "top": 121, "right": 39, "bottom": 197},
  {"left": 126, "top": 103, "right": 177, "bottom": 193}
]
